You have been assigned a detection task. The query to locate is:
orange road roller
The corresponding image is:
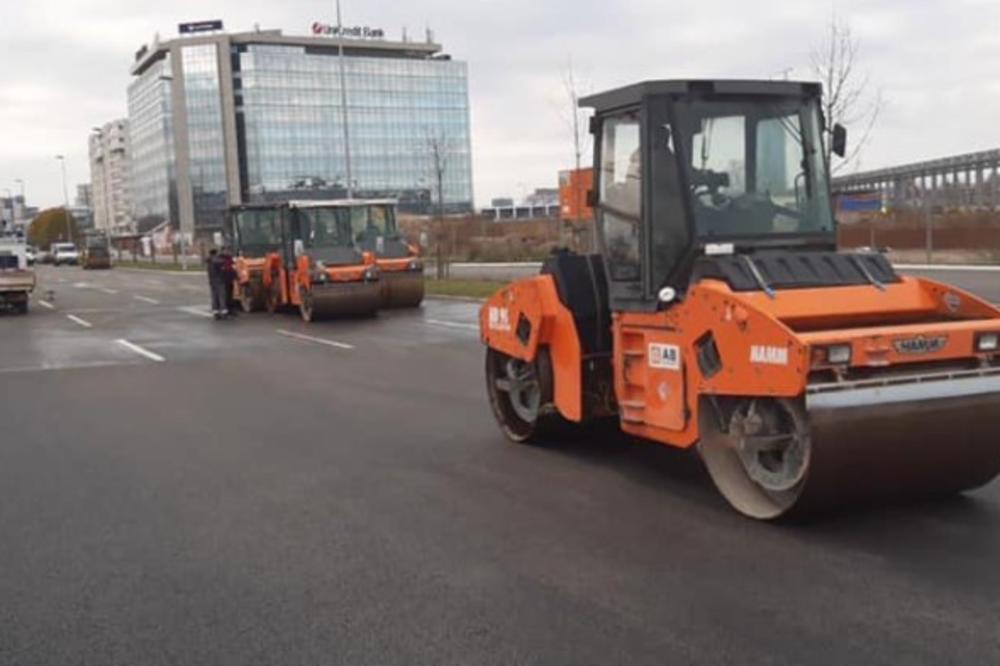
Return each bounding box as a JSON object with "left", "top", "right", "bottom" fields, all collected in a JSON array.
[
  {"left": 250, "top": 201, "right": 381, "bottom": 322},
  {"left": 479, "top": 79, "right": 1000, "bottom": 520}
]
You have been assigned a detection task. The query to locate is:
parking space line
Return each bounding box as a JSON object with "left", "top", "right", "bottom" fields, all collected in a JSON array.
[
  {"left": 66, "top": 314, "right": 93, "bottom": 329},
  {"left": 115, "top": 339, "right": 166, "bottom": 363},
  {"left": 425, "top": 319, "right": 479, "bottom": 331},
  {"left": 178, "top": 306, "right": 213, "bottom": 318},
  {"left": 38, "top": 300, "right": 55, "bottom": 310},
  {"left": 134, "top": 295, "right": 160, "bottom": 305},
  {"left": 276, "top": 329, "right": 354, "bottom": 350}
]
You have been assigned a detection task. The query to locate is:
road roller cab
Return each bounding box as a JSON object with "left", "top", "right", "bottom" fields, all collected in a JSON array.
[
  {"left": 230, "top": 204, "right": 284, "bottom": 312},
  {"left": 349, "top": 199, "right": 425, "bottom": 308},
  {"left": 258, "top": 201, "right": 381, "bottom": 322},
  {"left": 479, "top": 79, "right": 1000, "bottom": 520}
]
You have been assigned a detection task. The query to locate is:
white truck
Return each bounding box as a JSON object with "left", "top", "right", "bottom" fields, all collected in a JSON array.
[{"left": 0, "top": 237, "right": 36, "bottom": 314}]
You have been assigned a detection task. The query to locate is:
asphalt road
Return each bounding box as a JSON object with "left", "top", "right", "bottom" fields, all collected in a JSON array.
[{"left": 2, "top": 265, "right": 1000, "bottom": 665}]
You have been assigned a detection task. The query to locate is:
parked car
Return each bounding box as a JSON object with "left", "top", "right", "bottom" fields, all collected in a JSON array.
[
  {"left": 51, "top": 243, "right": 80, "bottom": 266},
  {"left": 25, "top": 245, "right": 37, "bottom": 266}
]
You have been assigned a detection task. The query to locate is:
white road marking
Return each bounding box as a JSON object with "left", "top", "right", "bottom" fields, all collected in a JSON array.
[
  {"left": 425, "top": 319, "right": 479, "bottom": 331},
  {"left": 98, "top": 288, "right": 119, "bottom": 295},
  {"left": 145, "top": 280, "right": 165, "bottom": 286},
  {"left": 134, "top": 295, "right": 160, "bottom": 305},
  {"left": 276, "top": 329, "right": 354, "bottom": 350},
  {"left": 178, "top": 306, "right": 213, "bottom": 318},
  {"left": 37, "top": 300, "right": 55, "bottom": 310},
  {"left": 115, "top": 339, "right": 166, "bottom": 363},
  {"left": 66, "top": 314, "right": 93, "bottom": 329}
]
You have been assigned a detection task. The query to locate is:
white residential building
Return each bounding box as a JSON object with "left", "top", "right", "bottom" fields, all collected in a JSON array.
[{"left": 89, "top": 119, "right": 133, "bottom": 233}]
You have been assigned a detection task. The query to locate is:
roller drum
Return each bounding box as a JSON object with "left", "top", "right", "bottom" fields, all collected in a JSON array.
[
  {"left": 699, "top": 372, "right": 1000, "bottom": 520},
  {"left": 381, "top": 270, "right": 425, "bottom": 308},
  {"left": 307, "top": 281, "right": 381, "bottom": 318}
]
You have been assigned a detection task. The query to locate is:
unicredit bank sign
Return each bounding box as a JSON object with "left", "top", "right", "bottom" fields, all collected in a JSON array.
[{"left": 311, "top": 22, "right": 385, "bottom": 39}]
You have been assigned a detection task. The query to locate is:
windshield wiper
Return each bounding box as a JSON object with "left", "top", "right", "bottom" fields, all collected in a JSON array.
[{"left": 741, "top": 255, "right": 776, "bottom": 300}]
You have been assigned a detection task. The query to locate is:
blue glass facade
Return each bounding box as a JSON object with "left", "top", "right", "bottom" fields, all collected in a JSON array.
[
  {"left": 237, "top": 44, "right": 472, "bottom": 212},
  {"left": 128, "top": 30, "right": 473, "bottom": 236},
  {"left": 127, "top": 54, "right": 176, "bottom": 230},
  {"left": 181, "top": 44, "right": 229, "bottom": 230}
]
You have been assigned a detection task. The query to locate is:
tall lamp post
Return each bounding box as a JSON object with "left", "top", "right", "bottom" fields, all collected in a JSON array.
[
  {"left": 336, "top": 0, "right": 354, "bottom": 199},
  {"left": 55, "top": 155, "right": 71, "bottom": 242}
]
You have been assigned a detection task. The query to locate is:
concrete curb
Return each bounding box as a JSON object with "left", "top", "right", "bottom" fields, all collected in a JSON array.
[{"left": 425, "top": 294, "right": 487, "bottom": 303}]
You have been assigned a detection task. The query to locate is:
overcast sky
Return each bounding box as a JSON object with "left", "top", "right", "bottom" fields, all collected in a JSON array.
[{"left": 2, "top": 0, "right": 999, "bottom": 210}]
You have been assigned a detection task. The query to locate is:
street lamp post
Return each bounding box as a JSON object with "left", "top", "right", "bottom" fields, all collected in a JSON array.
[
  {"left": 336, "top": 0, "right": 354, "bottom": 199},
  {"left": 55, "top": 155, "right": 71, "bottom": 242}
]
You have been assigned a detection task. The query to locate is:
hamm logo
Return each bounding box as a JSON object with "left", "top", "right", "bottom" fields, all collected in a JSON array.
[
  {"left": 894, "top": 335, "right": 947, "bottom": 355},
  {"left": 487, "top": 306, "right": 511, "bottom": 332},
  {"left": 750, "top": 345, "right": 789, "bottom": 366}
]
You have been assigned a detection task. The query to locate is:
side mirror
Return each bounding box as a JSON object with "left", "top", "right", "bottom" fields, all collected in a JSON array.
[
  {"left": 832, "top": 124, "right": 848, "bottom": 158},
  {"left": 293, "top": 239, "right": 305, "bottom": 257}
]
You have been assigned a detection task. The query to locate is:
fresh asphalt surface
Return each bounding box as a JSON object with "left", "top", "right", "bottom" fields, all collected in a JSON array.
[{"left": 2, "top": 266, "right": 1000, "bottom": 665}]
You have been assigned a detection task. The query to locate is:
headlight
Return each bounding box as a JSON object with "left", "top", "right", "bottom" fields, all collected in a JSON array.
[
  {"left": 311, "top": 271, "right": 327, "bottom": 283},
  {"left": 363, "top": 267, "right": 379, "bottom": 281},
  {"left": 408, "top": 259, "right": 423, "bottom": 271},
  {"left": 977, "top": 333, "right": 999, "bottom": 352},
  {"left": 812, "top": 344, "right": 852, "bottom": 366}
]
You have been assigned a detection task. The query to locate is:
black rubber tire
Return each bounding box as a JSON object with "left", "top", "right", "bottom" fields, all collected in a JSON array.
[
  {"left": 240, "top": 284, "right": 255, "bottom": 313},
  {"left": 485, "top": 347, "right": 562, "bottom": 444},
  {"left": 265, "top": 278, "right": 280, "bottom": 314},
  {"left": 299, "top": 287, "right": 314, "bottom": 323}
]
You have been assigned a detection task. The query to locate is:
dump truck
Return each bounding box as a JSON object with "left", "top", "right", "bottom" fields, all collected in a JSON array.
[
  {"left": 351, "top": 199, "right": 424, "bottom": 308},
  {"left": 81, "top": 233, "right": 112, "bottom": 270},
  {"left": 479, "top": 79, "right": 1000, "bottom": 520},
  {"left": 258, "top": 201, "right": 381, "bottom": 322},
  {"left": 0, "top": 236, "right": 35, "bottom": 314},
  {"left": 230, "top": 204, "right": 284, "bottom": 313}
]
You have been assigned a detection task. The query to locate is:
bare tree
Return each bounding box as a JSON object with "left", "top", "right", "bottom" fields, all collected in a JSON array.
[
  {"left": 559, "top": 59, "right": 593, "bottom": 250},
  {"left": 811, "top": 15, "right": 884, "bottom": 172},
  {"left": 425, "top": 129, "right": 452, "bottom": 279}
]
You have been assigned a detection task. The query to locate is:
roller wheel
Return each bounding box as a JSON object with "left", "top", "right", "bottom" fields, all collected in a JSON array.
[
  {"left": 240, "top": 284, "right": 257, "bottom": 313},
  {"left": 265, "top": 279, "right": 280, "bottom": 314},
  {"left": 299, "top": 287, "right": 315, "bottom": 323},
  {"left": 698, "top": 397, "right": 811, "bottom": 521},
  {"left": 485, "top": 348, "right": 560, "bottom": 444}
]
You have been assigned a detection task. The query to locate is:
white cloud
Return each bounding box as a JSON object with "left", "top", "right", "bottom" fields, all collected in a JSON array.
[{"left": 2, "top": 0, "right": 999, "bottom": 209}]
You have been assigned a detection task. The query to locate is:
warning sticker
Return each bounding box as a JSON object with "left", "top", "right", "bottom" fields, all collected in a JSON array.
[{"left": 649, "top": 343, "right": 681, "bottom": 370}]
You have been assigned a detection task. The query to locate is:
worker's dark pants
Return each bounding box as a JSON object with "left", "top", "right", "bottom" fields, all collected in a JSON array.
[{"left": 210, "top": 279, "right": 228, "bottom": 314}]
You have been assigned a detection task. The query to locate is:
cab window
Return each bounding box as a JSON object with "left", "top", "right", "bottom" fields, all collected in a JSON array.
[{"left": 599, "top": 113, "right": 641, "bottom": 281}]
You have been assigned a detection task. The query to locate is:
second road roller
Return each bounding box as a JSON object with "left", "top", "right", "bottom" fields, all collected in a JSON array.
[
  {"left": 479, "top": 78, "right": 1000, "bottom": 520},
  {"left": 238, "top": 200, "right": 381, "bottom": 322}
]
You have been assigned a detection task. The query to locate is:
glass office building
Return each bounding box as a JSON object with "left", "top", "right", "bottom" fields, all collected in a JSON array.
[{"left": 128, "top": 27, "right": 473, "bottom": 237}]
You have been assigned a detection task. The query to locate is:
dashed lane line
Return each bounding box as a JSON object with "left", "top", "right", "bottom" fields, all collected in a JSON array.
[
  {"left": 66, "top": 314, "right": 93, "bottom": 329},
  {"left": 37, "top": 300, "right": 55, "bottom": 310},
  {"left": 115, "top": 339, "right": 166, "bottom": 363},
  {"left": 276, "top": 329, "right": 354, "bottom": 350},
  {"left": 133, "top": 295, "right": 160, "bottom": 305},
  {"left": 98, "top": 288, "right": 119, "bottom": 295},
  {"left": 425, "top": 319, "right": 479, "bottom": 331},
  {"left": 178, "top": 306, "right": 214, "bottom": 318}
]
